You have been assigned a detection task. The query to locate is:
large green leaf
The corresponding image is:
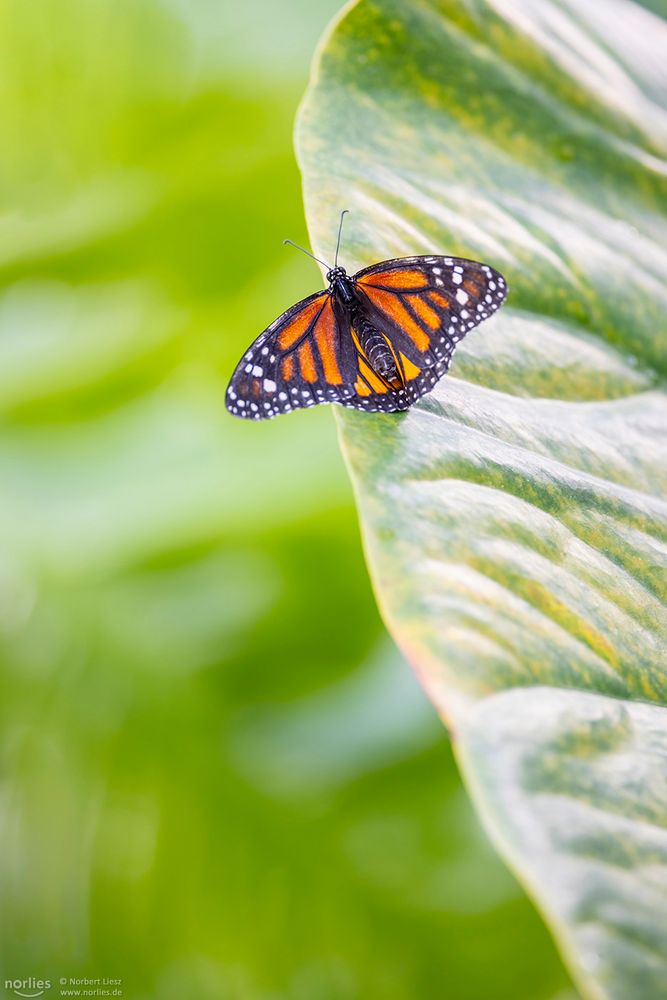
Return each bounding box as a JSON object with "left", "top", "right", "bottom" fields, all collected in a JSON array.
[{"left": 296, "top": 1, "right": 667, "bottom": 997}]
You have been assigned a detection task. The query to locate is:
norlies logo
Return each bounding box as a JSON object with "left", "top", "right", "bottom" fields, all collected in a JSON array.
[{"left": 4, "top": 979, "right": 51, "bottom": 998}]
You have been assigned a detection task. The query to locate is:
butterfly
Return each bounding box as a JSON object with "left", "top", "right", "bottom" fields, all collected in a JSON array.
[{"left": 226, "top": 212, "right": 507, "bottom": 420}]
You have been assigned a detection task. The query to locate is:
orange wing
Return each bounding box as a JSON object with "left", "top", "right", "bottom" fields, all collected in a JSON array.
[
  {"left": 341, "top": 255, "right": 507, "bottom": 411},
  {"left": 226, "top": 291, "right": 358, "bottom": 420}
]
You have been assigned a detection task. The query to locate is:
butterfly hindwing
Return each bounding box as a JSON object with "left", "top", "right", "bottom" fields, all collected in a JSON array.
[{"left": 226, "top": 290, "right": 358, "bottom": 419}]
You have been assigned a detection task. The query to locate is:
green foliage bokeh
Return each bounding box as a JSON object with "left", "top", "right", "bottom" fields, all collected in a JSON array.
[{"left": 0, "top": 2, "right": 573, "bottom": 998}]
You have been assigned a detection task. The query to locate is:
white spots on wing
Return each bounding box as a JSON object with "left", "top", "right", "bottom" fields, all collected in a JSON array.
[
  {"left": 460, "top": 309, "right": 469, "bottom": 319},
  {"left": 261, "top": 346, "right": 269, "bottom": 355},
  {"left": 250, "top": 403, "right": 258, "bottom": 411},
  {"left": 452, "top": 272, "right": 463, "bottom": 284},
  {"left": 279, "top": 391, "right": 287, "bottom": 401},
  {"left": 435, "top": 278, "right": 444, "bottom": 286},
  {"left": 432, "top": 267, "right": 442, "bottom": 275},
  {"left": 488, "top": 280, "right": 496, "bottom": 290},
  {"left": 244, "top": 363, "right": 253, "bottom": 373},
  {"left": 485, "top": 293, "right": 494, "bottom": 304},
  {"left": 455, "top": 289, "right": 469, "bottom": 305},
  {"left": 252, "top": 365, "right": 263, "bottom": 377},
  {"left": 263, "top": 378, "right": 276, "bottom": 392}
]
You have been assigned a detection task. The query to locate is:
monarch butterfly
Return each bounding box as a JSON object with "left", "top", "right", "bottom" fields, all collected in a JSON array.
[{"left": 226, "top": 212, "right": 507, "bottom": 420}]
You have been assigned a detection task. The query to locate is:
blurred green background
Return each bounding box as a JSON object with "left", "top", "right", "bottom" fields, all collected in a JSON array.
[{"left": 0, "top": 2, "right": 574, "bottom": 998}]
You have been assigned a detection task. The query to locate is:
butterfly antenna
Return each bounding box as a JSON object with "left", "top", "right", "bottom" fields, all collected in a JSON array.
[
  {"left": 334, "top": 209, "right": 349, "bottom": 268},
  {"left": 283, "top": 239, "right": 331, "bottom": 270}
]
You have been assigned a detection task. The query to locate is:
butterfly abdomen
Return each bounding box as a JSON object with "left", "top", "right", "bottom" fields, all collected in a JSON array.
[{"left": 353, "top": 309, "right": 398, "bottom": 381}]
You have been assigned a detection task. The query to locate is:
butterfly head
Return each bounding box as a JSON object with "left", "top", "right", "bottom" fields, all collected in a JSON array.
[{"left": 326, "top": 266, "right": 347, "bottom": 285}]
